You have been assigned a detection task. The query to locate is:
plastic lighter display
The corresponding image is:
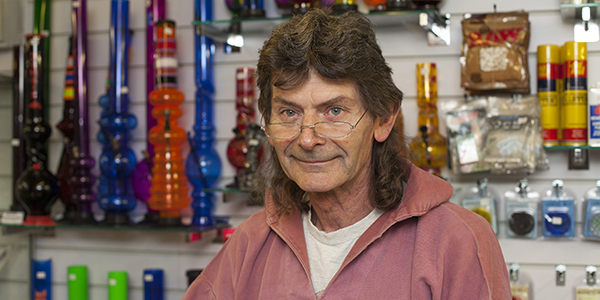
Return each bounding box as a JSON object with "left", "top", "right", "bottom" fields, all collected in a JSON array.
[
  {"left": 541, "top": 179, "right": 575, "bottom": 238},
  {"left": 148, "top": 20, "right": 190, "bottom": 225},
  {"left": 505, "top": 179, "right": 539, "bottom": 239}
]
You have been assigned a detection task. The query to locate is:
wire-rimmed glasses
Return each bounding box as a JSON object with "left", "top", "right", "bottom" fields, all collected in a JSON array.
[{"left": 261, "top": 110, "right": 368, "bottom": 139}]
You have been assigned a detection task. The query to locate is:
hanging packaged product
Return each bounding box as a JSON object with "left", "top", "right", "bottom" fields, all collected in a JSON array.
[
  {"left": 537, "top": 45, "right": 561, "bottom": 146},
  {"left": 67, "top": 265, "right": 88, "bottom": 300},
  {"left": 444, "top": 98, "right": 490, "bottom": 174},
  {"left": 589, "top": 82, "right": 600, "bottom": 147},
  {"left": 562, "top": 41, "right": 588, "bottom": 146},
  {"left": 505, "top": 179, "right": 539, "bottom": 239},
  {"left": 482, "top": 96, "right": 541, "bottom": 174},
  {"left": 461, "top": 178, "right": 498, "bottom": 234},
  {"left": 575, "top": 266, "right": 600, "bottom": 300},
  {"left": 584, "top": 180, "right": 600, "bottom": 240},
  {"left": 509, "top": 263, "right": 532, "bottom": 300},
  {"left": 460, "top": 11, "right": 530, "bottom": 94},
  {"left": 541, "top": 179, "right": 575, "bottom": 238}
]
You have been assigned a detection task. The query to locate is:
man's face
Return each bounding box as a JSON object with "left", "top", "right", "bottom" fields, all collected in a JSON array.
[{"left": 268, "top": 72, "right": 376, "bottom": 194}]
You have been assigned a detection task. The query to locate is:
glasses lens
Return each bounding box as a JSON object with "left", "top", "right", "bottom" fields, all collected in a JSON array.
[
  {"left": 314, "top": 122, "right": 352, "bottom": 138},
  {"left": 265, "top": 123, "right": 299, "bottom": 139}
]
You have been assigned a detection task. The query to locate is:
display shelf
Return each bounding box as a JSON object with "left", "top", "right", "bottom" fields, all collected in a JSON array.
[
  {"left": 0, "top": 221, "right": 218, "bottom": 235},
  {"left": 560, "top": 2, "right": 599, "bottom": 42},
  {"left": 193, "top": 9, "right": 451, "bottom": 46},
  {"left": 543, "top": 145, "right": 600, "bottom": 150},
  {"left": 560, "top": 2, "right": 599, "bottom": 22}
]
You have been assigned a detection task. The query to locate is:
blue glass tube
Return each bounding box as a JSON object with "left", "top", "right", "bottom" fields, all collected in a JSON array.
[
  {"left": 98, "top": 0, "right": 138, "bottom": 225},
  {"left": 185, "top": 0, "right": 222, "bottom": 227}
]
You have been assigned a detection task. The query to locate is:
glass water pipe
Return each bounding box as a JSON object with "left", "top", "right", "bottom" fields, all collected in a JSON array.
[
  {"left": 147, "top": 20, "right": 190, "bottom": 225},
  {"left": 98, "top": 0, "right": 138, "bottom": 225},
  {"left": 15, "top": 34, "right": 60, "bottom": 225},
  {"left": 185, "top": 0, "right": 222, "bottom": 227}
]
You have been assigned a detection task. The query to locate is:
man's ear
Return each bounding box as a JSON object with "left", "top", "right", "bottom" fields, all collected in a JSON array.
[{"left": 373, "top": 108, "right": 400, "bottom": 142}]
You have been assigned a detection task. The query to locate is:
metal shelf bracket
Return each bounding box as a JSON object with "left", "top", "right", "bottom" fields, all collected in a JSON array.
[{"left": 419, "top": 12, "right": 451, "bottom": 46}]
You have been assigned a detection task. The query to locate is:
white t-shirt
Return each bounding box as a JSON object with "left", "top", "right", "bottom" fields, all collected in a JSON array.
[{"left": 302, "top": 207, "right": 384, "bottom": 295}]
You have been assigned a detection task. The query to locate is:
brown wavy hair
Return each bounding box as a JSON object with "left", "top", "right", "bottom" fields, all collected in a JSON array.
[{"left": 255, "top": 9, "right": 406, "bottom": 215}]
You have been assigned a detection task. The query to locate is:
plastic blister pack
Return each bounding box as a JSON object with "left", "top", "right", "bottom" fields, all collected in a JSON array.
[
  {"left": 444, "top": 99, "right": 490, "bottom": 174},
  {"left": 541, "top": 179, "right": 575, "bottom": 239},
  {"left": 505, "top": 179, "right": 540, "bottom": 239},
  {"left": 482, "top": 96, "right": 542, "bottom": 175},
  {"left": 584, "top": 180, "right": 600, "bottom": 240},
  {"left": 461, "top": 178, "right": 498, "bottom": 234}
]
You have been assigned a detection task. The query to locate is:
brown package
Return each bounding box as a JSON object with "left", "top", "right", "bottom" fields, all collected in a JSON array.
[{"left": 460, "top": 11, "right": 530, "bottom": 94}]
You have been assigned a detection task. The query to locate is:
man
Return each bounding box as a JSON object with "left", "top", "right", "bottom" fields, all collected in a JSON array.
[{"left": 183, "top": 9, "right": 511, "bottom": 300}]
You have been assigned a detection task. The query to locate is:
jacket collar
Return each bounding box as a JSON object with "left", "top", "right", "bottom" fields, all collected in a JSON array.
[{"left": 265, "top": 158, "right": 454, "bottom": 275}]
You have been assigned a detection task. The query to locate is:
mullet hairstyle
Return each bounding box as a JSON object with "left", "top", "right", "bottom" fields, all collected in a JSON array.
[{"left": 255, "top": 9, "right": 406, "bottom": 215}]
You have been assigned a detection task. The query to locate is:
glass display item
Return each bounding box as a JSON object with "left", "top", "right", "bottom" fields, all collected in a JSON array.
[
  {"left": 144, "top": 269, "right": 164, "bottom": 300},
  {"left": 227, "top": 67, "right": 257, "bottom": 188},
  {"left": 33, "top": 0, "right": 51, "bottom": 121},
  {"left": 56, "top": 37, "right": 77, "bottom": 219},
  {"left": 68, "top": 0, "right": 96, "bottom": 223},
  {"left": 67, "top": 265, "right": 88, "bottom": 300},
  {"left": 98, "top": 0, "right": 138, "bottom": 225},
  {"left": 224, "top": 0, "right": 244, "bottom": 53},
  {"left": 131, "top": 0, "right": 167, "bottom": 221},
  {"left": 331, "top": 0, "right": 357, "bottom": 13},
  {"left": 541, "top": 179, "right": 575, "bottom": 238},
  {"left": 291, "top": 0, "right": 316, "bottom": 14},
  {"left": 15, "top": 34, "right": 60, "bottom": 226},
  {"left": 410, "top": 63, "right": 447, "bottom": 177},
  {"left": 148, "top": 20, "right": 190, "bottom": 226},
  {"left": 241, "top": 0, "right": 265, "bottom": 18},
  {"left": 363, "top": 0, "right": 386, "bottom": 12},
  {"left": 412, "top": 0, "right": 441, "bottom": 9},
  {"left": 12, "top": 45, "right": 26, "bottom": 212},
  {"left": 504, "top": 179, "right": 540, "bottom": 239},
  {"left": 274, "top": 0, "right": 293, "bottom": 16},
  {"left": 185, "top": 0, "right": 222, "bottom": 227}
]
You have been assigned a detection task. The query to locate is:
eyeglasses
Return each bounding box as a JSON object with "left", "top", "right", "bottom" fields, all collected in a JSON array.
[{"left": 262, "top": 110, "right": 368, "bottom": 139}]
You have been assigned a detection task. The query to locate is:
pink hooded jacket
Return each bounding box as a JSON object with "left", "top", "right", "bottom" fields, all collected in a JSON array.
[{"left": 183, "top": 159, "right": 512, "bottom": 299}]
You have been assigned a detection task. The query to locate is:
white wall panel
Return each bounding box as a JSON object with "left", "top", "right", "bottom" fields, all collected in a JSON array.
[{"left": 0, "top": 0, "right": 599, "bottom": 299}]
